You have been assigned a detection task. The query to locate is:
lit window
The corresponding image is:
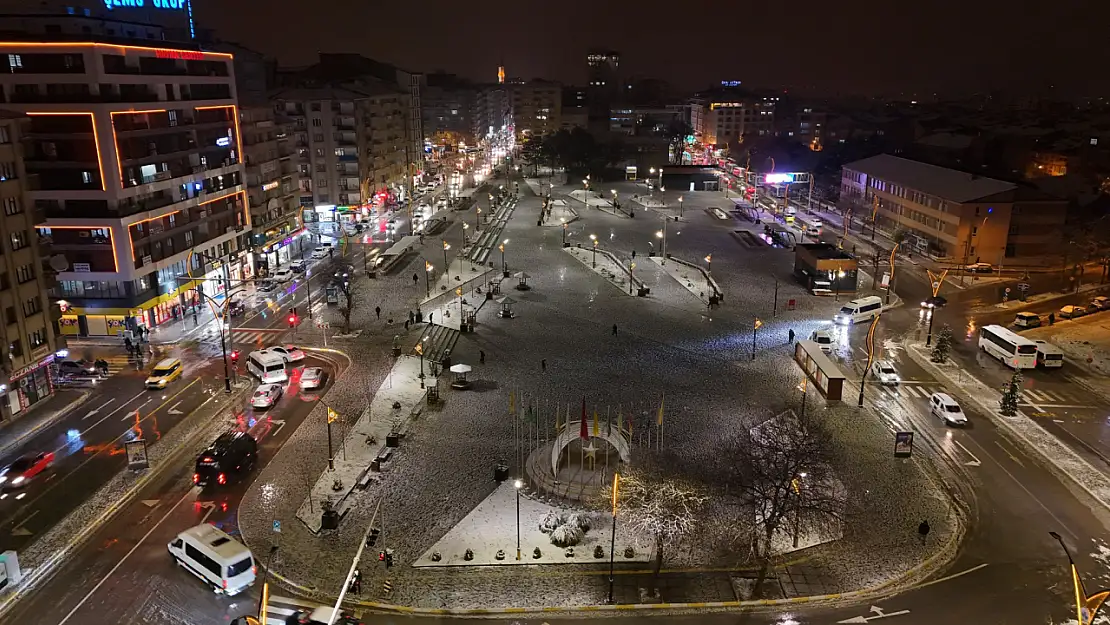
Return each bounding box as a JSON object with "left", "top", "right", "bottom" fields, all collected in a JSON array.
[
  {"left": 81, "top": 171, "right": 92, "bottom": 184},
  {"left": 7, "top": 54, "right": 22, "bottom": 70}
]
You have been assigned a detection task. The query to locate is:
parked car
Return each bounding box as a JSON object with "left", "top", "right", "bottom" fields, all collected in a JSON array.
[
  {"left": 965, "top": 262, "right": 993, "bottom": 273},
  {"left": 251, "top": 383, "right": 284, "bottom": 409},
  {"left": 300, "top": 366, "right": 326, "bottom": 391},
  {"left": 310, "top": 247, "right": 329, "bottom": 260},
  {"left": 0, "top": 451, "right": 55, "bottom": 488},
  {"left": 1013, "top": 312, "right": 1042, "bottom": 328},
  {"left": 1091, "top": 296, "right": 1110, "bottom": 311},
  {"left": 268, "top": 344, "right": 305, "bottom": 363},
  {"left": 929, "top": 392, "right": 968, "bottom": 426},
  {"left": 57, "top": 359, "right": 98, "bottom": 376},
  {"left": 870, "top": 360, "right": 901, "bottom": 385},
  {"left": 1058, "top": 305, "right": 1087, "bottom": 319},
  {"left": 271, "top": 268, "right": 295, "bottom": 282}
]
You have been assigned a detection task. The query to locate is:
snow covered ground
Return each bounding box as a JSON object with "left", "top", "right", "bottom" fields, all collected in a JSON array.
[
  {"left": 564, "top": 246, "right": 641, "bottom": 295},
  {"left": 1022, "top": 313, "right": 1110, "bottom": 392},
  {"left": 650, "top": 256, "right": 718, "bottom": 306}
]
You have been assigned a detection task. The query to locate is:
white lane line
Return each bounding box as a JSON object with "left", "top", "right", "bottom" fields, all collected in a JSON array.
[
  {"left": 57, "top": 486, "right": 194, "bottom": 625},
  {"left": 55, "top": 391, "right": 146, "bottom": 455},
  {"left": 122, "top": 398, "right": 154, "bottom": 420},
  {"left": 914, "top": 562, "right": 990, "bottom": 589}
]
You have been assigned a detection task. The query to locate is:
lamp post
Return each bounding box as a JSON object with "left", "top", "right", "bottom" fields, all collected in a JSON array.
[
  {"left": 514, "top": 479, "right": 523, "bottom": 560},
  {"left": 857, "top": 313, "right": 881, "bottom": 407},
  {"left": 461, "top": 222, "right": 469, "bottom": 258},
  {"left": 704, "top": 254, "right": 713, "bottom": 303},
  {"left": 416, "top": 339, "right": 425, "bottom": 389},
  {"left": 424, "top": 261, "right": 433, "bottom": 299},
  {"left": 589, "top": 234, "right": 598, "bottom": 267},
  {"left": 500, "top": 239, "right": 508, "bottom": 273},
  {"left": 608, "top": 473, "right": 621, "bottom": 604},
  {"left": 834, "top": 269, "right": 846, "bottom": 302},
  {"left": 678, "top": 195, "right": 684, "bottom": 217},
  {"left": 475, "top": 206, "right": 481, "bottom": 230},
  {"left": 1049, "top": 530, "right": 1110, "bottom": 625},
  {"left": 583, "top": 178, "right": 590, "bottom": 204},
  {"left": 611, "top": 189, "right": 618, "bottom": 211},
  {"left": 561, "top": 219, "right": 568, "bottom": 247},
  {"left": 660, "top": 185, "right": 666, "bottom": 212},
  {"left": 442, "top": 240, "right": 451, "bottom": 281},
  {"left": 628, "top": 261, "right": 635, "bottom": 294},
  {"left": 751, "top": 318, "right": 762, "bottom": 360}
]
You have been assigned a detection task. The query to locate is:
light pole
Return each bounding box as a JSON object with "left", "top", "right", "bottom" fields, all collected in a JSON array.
[
  {"left": 678, "top": 195, "right": 684, "bottom": 217},
  {"left": 610, "top": 189, "right": 618, "bottom": 211},
  {"left": 608, "top": 473, "right": 621, "bottom": 604},
  {"left": 628, "top": 261, "right": 635, "bottom": 294},
  {"left": 857, "top": 313, "right": 881, "bottom": 407},
  {"left": 833, "top": 269, "right": 846, "bottom": 302},
  {"left": 583, "top": 178, "right": 590, "bottom": 205},
  {"left": 660, "top": 185, "right": 666, "bottom": 211},
  {"left": 704, "top": 254, "right": 713, "bottom": 303},
  {"left": 1049, "top": 530, "right": 1110, "bottom": 625},
  {"left": 475, "top": 206, "right": 481, "bottom": 230},
  {"left": 461, "top": 222, "right": 469, "bottom": 257},
  {"left": 442, "top": 240, "right": 451, "bottom": 281},
  {"left": 561, "top": 219, "right": 568, "bottom": 247},
  {"left": 514, "top": 479, "right": 523, "bottom": 560},
  {"left": 589, "top": 234, "right": 598, "bottom": 267},
  {"left": 424, "top": 260, "right": 433, "bottom": 299},
  {"left": 500, "top": 239, "right": 508, "bottom": 273},
  {"left": 416, "top": 339, "right": 425, "bottom": 389},
  {"left": 751, "top": 318, "right": 762, "bottom": 360}
]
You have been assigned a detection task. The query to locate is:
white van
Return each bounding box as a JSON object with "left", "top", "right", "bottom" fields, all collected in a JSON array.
[
  {"left": 1014, "top": 312, "right": 1042, "bottom": 328},
  {"left": 167, "top": 524, "right": 255, "bottom": 595},
  {"left": 834, "top": 296, "right": 883, "bottom": 325},
  {"left": 811, "top": 329, "right": 834, "bottom": 352},
  {"left": 246, "top": 349, "right": 288, "bottom": 384},
  {"left": 1034, "top": 340, "right": 1064, "bottom": 368}
]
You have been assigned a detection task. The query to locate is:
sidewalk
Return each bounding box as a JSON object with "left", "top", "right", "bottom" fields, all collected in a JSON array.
[{"left": 0, "top": 389, "right": 91, "bottom": 458}]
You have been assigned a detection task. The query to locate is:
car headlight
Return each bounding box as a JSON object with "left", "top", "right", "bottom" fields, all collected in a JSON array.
[
  {"left": 12, "top": 476, "right": 24, "bottom": 485},
  {"left": 0, "top": 476, "right": 7, "bottom": 484}
]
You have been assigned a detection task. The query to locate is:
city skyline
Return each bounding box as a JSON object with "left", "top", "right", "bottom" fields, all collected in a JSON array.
[{"left": 199, "top": 0, "right": 1108, "bottom": 97}]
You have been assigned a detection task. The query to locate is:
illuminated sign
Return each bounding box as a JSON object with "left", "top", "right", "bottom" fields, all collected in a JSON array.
[
  {"left": 154, "top": 49, "right": 204, "bottom": 61},
  {"left": 764, "top": 173, "right": 797, "bottom": 184},
  {"left": 720, "top": 80, "right": 742, "bottom": 87},
  {"left": 262, "top": 181, "right": 279, "bottom": 191},
  {"left": 104, "top": 0, "right": 187, "bottom": 11},
  {"left": 216, "top": 136, "right": 232, "bottom": 147}
]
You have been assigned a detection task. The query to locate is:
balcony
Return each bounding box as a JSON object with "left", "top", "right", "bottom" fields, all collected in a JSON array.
[{"left": 337, "top": 154, "right": 358, "bottom": 162}]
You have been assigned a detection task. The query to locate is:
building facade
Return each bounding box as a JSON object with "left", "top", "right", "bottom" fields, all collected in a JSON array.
[
  {"left": 841, "top": 154, "right": 1067, "bottom": 265},
  {"left": 705, "top": 96, "right": 777, "bottom": 146},
  {"left": 240, "top": 104, "right": 299, "bottom": 276},
  {"left": 422, "top": 73, "right": 476, "bottom": 146},
  {"left": 0, "top": 40, "right": 248, "bottom": 337},
  {"left": 586, "top": 49, "right": 620, "bottom": 121},
  {"left": 0, "top": 112, "right": 63, "bottom": 419}
]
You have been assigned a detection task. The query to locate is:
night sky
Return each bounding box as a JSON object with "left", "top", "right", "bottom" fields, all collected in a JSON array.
[{"left": 197, "top": 0, "right": 1106, "bottom": 97}]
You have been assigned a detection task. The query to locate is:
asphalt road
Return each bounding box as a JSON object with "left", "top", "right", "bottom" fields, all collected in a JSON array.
[{"left": 0, "top": 353, "right": 340, "bottom": 625}]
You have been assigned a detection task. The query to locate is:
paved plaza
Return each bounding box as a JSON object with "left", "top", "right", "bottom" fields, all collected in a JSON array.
[{"left": 237, "top": 175, "right": 957, "bottom": 610}]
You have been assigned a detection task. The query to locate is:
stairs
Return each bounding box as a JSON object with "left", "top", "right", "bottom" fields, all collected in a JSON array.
[{"left": 413, "top": 323, "right": 460, "bottom": 364}]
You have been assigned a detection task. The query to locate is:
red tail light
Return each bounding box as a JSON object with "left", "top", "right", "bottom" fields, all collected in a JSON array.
[
  {"left": 192, "top": 473, "right": 199, "bottom": 484},
  {"left": 222, "top": 579, "right": 228, "bottom": 589},
  {"left": 217, "top": 473, "right": 226, "bottom": 485},
  {"left": 252, "top": 565, "right": 257, "bottom": 575}
]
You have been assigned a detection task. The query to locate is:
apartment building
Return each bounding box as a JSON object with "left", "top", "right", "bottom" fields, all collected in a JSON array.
[
  {"left": 422, "top": 72, "right": 476, "bottom": 146},
  {"left": 272, "top": 84, "right": 412, "bottom": 222},
  {"left": 841, "top": 154, "right": 1068, "bottom": 265},
  {"left": 240, "top": 103, "right": 299, "bottom": 276},
  {"left": 705, "top": 96, "right": 776, "bottom": 146},
  {"left": 0, "top": 112, "right": 62, "bottom": 419},
  {"left": 0, "top": 40, "right": 248, "bottom": 337}
]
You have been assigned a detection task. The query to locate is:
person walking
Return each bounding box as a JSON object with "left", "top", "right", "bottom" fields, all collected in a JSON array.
[
  {"left": 413, "top": 273, "right": 419, "bottom": 286},
  {"left": 479, "top": 350, "right": 486, "bottom": 364},
  {"left": 789, "top": 328, "right": 796, "bottom": 343},
  {"left": 612, "top": 323, "right": 618, "bottom": 336},
  {"left": 375, "top": 306, "right": 381, "bottom": 320},
  {"left": 918, "top": 519, "right": 930, "bottom": 545},
  {"left": 408, "top": 310, "right": 415, "bottom": 325},
  {"left": 541, "top": 359, "right": 547, "bottom": 372}
]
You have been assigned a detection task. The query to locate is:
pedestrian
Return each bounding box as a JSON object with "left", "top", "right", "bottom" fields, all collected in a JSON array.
[
  {"left": 124, "top": 337, "right": 133, "bottom": 353},
  {"left": 408, "top": 310, "right": 415, "bottom": 325},
  {"left": 404, "top": 319, "right": 410, "bottom": 330},
  {"left": 612, "top": 323, "right": 618, "bottom": 336},
  {"left": 541, "top": 359, "right": 546, "bottom": 372},
  {"left": 416, "top": 309, "right": 423, "bottom": 323},
  {"left": 789, "top": 328, "right": 795, "bottom": 343},
  {"left": 631, "top": 250, "right": 636, "bottom": 259},
  {"left": 375, "top": 306, "right": 381, "bottom": 320},
  {"left": 480, "top": 350, "right": 486, "bottom": 364},
  {"left": 918, "top": 519, "right": 930, "bottom": 544},
  {"left": 428, "top": 312, "right": 434, "bottom": 324},
  {"left": 1048, "top": 312, "right": 1055, "bottom": 325},
  {"left": 413, "top": 273, "right": 419, "bottom": 286}
]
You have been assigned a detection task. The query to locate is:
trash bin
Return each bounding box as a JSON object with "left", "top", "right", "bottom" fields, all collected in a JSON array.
[
  {"left": 494, "top": 463, "right": 509, "bottom": 482},
  {"left": 321, "top": 509, "right": 339, "bottom": 530},
  {"left": 386, "top": 433, "right": 400, "bottom": 448}
]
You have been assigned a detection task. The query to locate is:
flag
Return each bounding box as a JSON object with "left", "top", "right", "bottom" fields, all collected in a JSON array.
[
  {"left": 579, "top": 398, "right": 588, "bottom": 440},
  {"left": 657, "top": 393, "right": 665, "bottom": 426},
  {"left": 592, "top": 409, "right": 599, "bottom": 436},
  {"left": 509, "top": 391, "right": 516, "bottom": 416}
]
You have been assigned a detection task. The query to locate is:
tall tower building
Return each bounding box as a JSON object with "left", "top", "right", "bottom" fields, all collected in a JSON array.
[{"left": 586, "top": 48, "right": 620, "bottom": 121}]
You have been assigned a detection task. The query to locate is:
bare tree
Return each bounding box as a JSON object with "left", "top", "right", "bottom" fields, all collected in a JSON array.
[
  {"left": 718, "top": 410, "right": 843, "bottom": 597},
  {"left": 336, "top": 271, "right": 358, "bottom": 334},
  {"left": 615, "top": 455, "right": 708, "bottom": 578}
]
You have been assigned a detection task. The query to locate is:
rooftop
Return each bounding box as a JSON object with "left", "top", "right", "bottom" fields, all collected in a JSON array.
[
  {"left": 843, "top": 154, "right": 1017, "bottom": 203},
  {"left": 798, "top": 242, "right": 856, "bottom": 261}
]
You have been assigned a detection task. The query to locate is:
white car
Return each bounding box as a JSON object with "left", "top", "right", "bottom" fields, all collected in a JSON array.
[
  {"left": 965, "top": 262, "right": 993, "bottom": 273},
  {"left": 811, "top": 330, "right": 834, "bottom": 353},
  {"left": 268, "top": 344, "right": 305, "bottom": 363},
  {"left": 929, "top": 392, "right": 967, "bottom": 426},
  {"left": 251, "top": 383, "right": 283, "bottom": 409},
  {"left": 300, "top": 366, "right": 326, "bottom": 391},
  {"left": 871, "top": 360, "right": 900, "bottom": 385},
  {"left": 271, "top": 268, "right": 294, "bottom": 282},
  {"left": 310, "top": 247, "right": 329, "bottom": 260},
  {"left": 418, "top": 202, "right": 431, "bottom": 212}
]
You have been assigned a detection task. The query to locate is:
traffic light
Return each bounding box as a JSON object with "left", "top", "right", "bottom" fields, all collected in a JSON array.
[
  {"left": 385, "top": 548, "right": 394, "bottom": 568},
  {"left": 230, "top": 350, "right": 240, "bottom": 363},
  {"left": 366, "top": 528, "right": 380, "bottom": 547},
  {"left": 288, "top": 307, "right": 298, "bottom": 328}
]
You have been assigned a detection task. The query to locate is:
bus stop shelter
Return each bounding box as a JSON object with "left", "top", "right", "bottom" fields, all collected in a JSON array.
[{"left": 793, "top": 340, "right": 846, "bottom": 401}]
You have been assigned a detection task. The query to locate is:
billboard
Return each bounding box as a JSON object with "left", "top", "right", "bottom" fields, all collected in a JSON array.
[{"left": 764, "top": 173, "right": 797, "bottom": 184}]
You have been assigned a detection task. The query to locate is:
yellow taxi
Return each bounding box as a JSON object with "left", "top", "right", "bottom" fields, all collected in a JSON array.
[{"left": 145, "top": 358, "right": 184, "bottom": 389}]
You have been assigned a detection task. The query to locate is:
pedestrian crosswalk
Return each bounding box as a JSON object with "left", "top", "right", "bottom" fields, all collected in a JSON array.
[
  {"left": 103, "top": 354, "right": 132, "bottom": 375},
  {"left": 194, "top": 327, "right": 289, "bottom": 349},
  {"left": 874, "top": 381, "right": 1090, "bottom": 406},
  {"left": 262, "top": 594, "right": 361, "bottom": 625}
]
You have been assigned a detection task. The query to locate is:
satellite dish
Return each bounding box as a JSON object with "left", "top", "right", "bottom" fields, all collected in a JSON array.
[{"left": 49, "top": 254, "right": 69, "bottom": 272}]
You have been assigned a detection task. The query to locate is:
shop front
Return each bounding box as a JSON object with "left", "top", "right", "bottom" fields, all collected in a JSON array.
[
  {"left": 60, "top": 278, "right": 202, "bottom": 337},
  {"left": 3, "top": 352, "right": 56, "bottom": 420}
]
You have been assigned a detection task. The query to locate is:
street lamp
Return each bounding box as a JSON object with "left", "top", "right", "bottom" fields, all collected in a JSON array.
[
  {"left": 610, "top": 189, "right": 618, "bottom": 210},
  {"left": 678, "top": 195, "right": 684, "bottom": 217},
  {"left": 589, "top": 234, "right": 598, "bottom": 267},
  {"left": 561, "top": 218, "right": 568, "bottom": 247},
  {"left": 1049, "top": 530, "right": 1110, "bottom": 625},
  {"left": 751, "top": 318, "right": 762, "bottom": 360},
  {"left": 416, "top": 339, "right": 425, "bottom": 389},
  {"left": 608, "top": 473, "right": 621, "bottom": 604},
  {"left": 500, "top": 239, "right": 509, "bottom": 273},
  {"left": 660, "top": 185, "right": 666, "bottom": 212},
  {"left": 514, "top": 479, "right": 523, "bottom": 560},
  {"left": 834, "top": 269, "right": 846, "bottom": 302},
  {"left": 628, "top": 261, "right": 636, "bottom": 294},
  {"left": 857, "top": 313, "right": 881, "bottom": 407},
  {"left": 442, "top": 240, "right": 451, "bottom": 281},
  {"left": 424, "top": 260, "right": 433, "bottom": 299}
]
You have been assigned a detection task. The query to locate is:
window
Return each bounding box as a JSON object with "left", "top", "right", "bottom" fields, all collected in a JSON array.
[
  {"left": 81, "top": 171, "right": 93, "bottom": 184},
  {"left": 313, "top": 133, "right": 324, "bottom": 142},
  {"left": 3, "top": 307, "right": 13, "bottom": 324},
  {"left": 0, "top": 273, "right": 8, "bottom": 291},
  {"left": 22, "top": 296, "right": 41, "bottom": 317},
  {"left": 9, "top": 231, "right": 28, "bottom": 251},
  {"left": 0, "top": 162, "right": 15, "bottom": 180},
  {"left": 311, "top": 102, "right": 321, "bottom": 112},
  {"left": 9, "top": 339, "right": 21, "bottom": 358},
  {"left": 3, "top": 196, "right": 20, "bottom": 216},
  {"left": 312, "top": 118, "right": 322, "bottom": 127},
  {"left": 315, "top": 163, "right": 326, "bottom": 172},
  {"left": 317, "top": 178, "right": 328, "bottom": 188},
  {"left": 184, "top": 544, "right": 222, "bottom": 577},
  {"left": 0, "top": 126, "right": 8, "bottom": 144},
  {"left": 15, "top": 264, "right": 33, "bottom": 284},
  {"left": 28, "top": 329, "right": 45, "bottom": 349},
  {"left": 1009, "top": 224, "right": 1019, "bottom": 235},
  {"left": 7, "top": 54, "right": 22, "bottom": 71}
]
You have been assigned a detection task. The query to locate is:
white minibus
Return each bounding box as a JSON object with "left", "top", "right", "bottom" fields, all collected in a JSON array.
[
  {"left": 247, "top": 349, "right": 288, "bottom": 384},
  {"left": 1034, "top": 340, "right": 1064, "bottom": 368},
  {"left": 168, "top": 524, "right": 255, "bottom": 595},
  {"left": 833, "top": 296, "right": 883, "bottom": 325}
]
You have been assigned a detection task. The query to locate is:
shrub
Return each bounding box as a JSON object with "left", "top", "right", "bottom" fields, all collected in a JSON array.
[{"left": 550, "top": 522, "right": 584, "bottom": 547}]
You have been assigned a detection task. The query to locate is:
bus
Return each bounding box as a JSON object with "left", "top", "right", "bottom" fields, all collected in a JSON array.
[{"left": 978, "top": 324, "right": 1038, "bottom": 369}]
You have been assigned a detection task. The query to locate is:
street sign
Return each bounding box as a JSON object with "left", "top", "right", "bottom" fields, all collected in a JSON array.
[
  {"left": 894, "top": 432, "right": 913, "bottom": 458},
  {"left": 1005, "top": 287, "right": 1011, "bottom": 293},
  {"left": 881, "top": 273, "right": 890, "bottom": 288},
  {"left": 1017, "top": 282, "right": 1030, "bottom": 292},
  {"left": 932, "top": 281, "right": 940, "bottom": 290},
  {"left": 273, "top": 520, "right": 281, "bottom": 533},
  {"left": 125, "top": 439, "right": 149, "bottom": 470}
]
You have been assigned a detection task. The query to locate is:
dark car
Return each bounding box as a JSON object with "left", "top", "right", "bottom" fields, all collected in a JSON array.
[
  {"left": 921, "top": 295, "right": 948, "bottom": 309},
  {"left": 227, "top": 300, "right": 247, "bottom": 317},
  {"left": 58, "top": 359, "right": 98, "bottom": 376},
  {"left": 193, "top": 431, "right": 257, "bottom": 487},
  {"left": 257, "top": 280, "right": 279, "bottom": 293}
]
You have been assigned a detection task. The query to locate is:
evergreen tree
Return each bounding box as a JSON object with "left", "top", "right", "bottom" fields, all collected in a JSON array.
[
  {"left": 1000, "top": 370, "right": 1023, "bottom": 416},
  {"left": 931, "top": 324, "right": 954, "bottom": 363}
]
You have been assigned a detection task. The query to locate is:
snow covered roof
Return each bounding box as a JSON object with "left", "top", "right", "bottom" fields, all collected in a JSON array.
[{"left": 843, "top": 154, "right": 1017, "bottom": 203}]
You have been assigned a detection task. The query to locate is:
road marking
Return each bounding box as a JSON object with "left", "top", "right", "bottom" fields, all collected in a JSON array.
[
  {"left": 994, "top": 441, "right": 1025, "bottom": 467},
  {"left": 123, "top": 398, "right": 154, "bottom": 420},
  {"left": 141, "top": 499, "right": 159, "bottom": 508},
  {"left": 953, "top": 439, "right": 982, "bottom": 467},
  {"left": 56, "top": 487, "right": 194, "bottom": 625},
  {"left": 1018, "top": 403, "right": 1092, "bottom": 409},
  {"left": 837, "top": 605, "right": 911, "bottom": 623},
  {"left": 167, "top": 401, "right": 185, "bottom": 415},
  {"left": 198, "top": 501, "right": 216, "bottom": 524},
  {"left": 62, "top": 391, "right": 146, "bottom": 452},
  {"left": 11, "top": 509, "right": 38, "bottom": 536},
  {"left": 81, "top": 398, "right": 117, "bottom": 421}
]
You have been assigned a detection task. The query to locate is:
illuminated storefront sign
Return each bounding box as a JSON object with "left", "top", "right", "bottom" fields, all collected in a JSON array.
[
  {"left": 216, "top": 136, "right": 232, "bottom": 147},
  {"left": 104, "top": 0, "right": 187, "bottom": 10},
  {"left": 262, "top": 181, "right": 279, "bottom": 191},
  {"left": 155, "top": 49, "right": 205, "bottom": 60},
  {"left": 720, "top": 80, "right": 742, "bottom": 87},
  {"left": 764, "top": 173, "right": 797, "bottom": 184}
]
